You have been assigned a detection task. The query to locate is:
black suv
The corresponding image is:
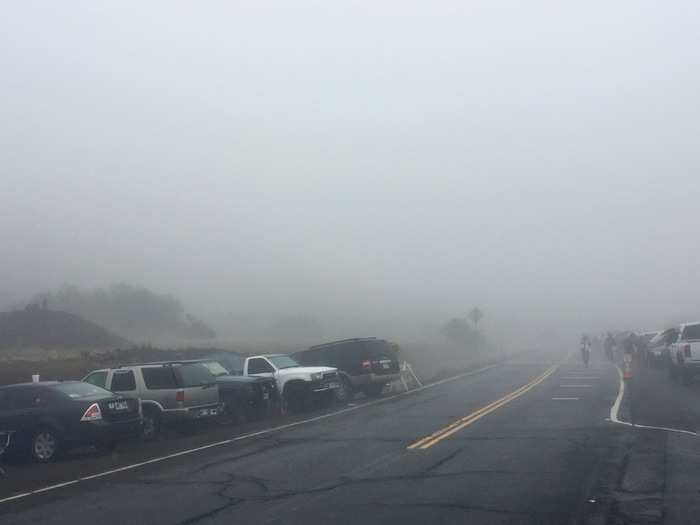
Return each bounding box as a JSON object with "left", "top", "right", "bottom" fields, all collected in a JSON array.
[{"left": 293, "top": 338, "right": 400, "bottom": 400}]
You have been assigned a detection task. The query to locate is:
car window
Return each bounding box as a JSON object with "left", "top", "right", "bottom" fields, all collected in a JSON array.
[
  {"left": 682, "top": 324, "right": 700, "bottom": 341},
  {"left": 84, "top": 371, "right": 108, "bottom": 389},
  {"left": 142, "top": 367, "right": 178, "bottom": 390},
  {"left": 201, "top": 361, "right": 229, "bottom": 377},
  {"left": 111, "top": 370, "right": 137, "bottom": 391},
  {"left": 52, "top": 382, "right": 112, "bottom": 399},
  {"left": 174, "top": 363, "right": 215, "bottom": 387},
  {"left": 364, "top": 341, "right": 395, "bottom": 360},
  {"left": 248, "top": 358, "right": 275, "bottom": 374}
]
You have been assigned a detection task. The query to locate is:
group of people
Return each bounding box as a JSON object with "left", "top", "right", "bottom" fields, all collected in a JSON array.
[{"left": 580, "top": 332, "right": 642, "bottom": 368}]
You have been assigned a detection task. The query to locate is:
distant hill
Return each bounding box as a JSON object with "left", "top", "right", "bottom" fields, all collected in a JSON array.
[
  {"left": 0, "top": 306, "right": 130, "bottom": 350},
  {"left": 31, "top": 284, "right": 216, "bottom": 344}
]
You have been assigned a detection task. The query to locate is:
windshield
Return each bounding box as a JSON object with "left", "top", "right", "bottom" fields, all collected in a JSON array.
[
  {"left": 267, "top": 355, "right": 301, "bottom": 369},
  {"left": 53, "top": 382, "right": 113, "bottom": 399},
  {"left": 201, "top": 361, "right": 229, "bottom": 377},
  {"left": 682, "top": 324, "right": 700, "bottom": 341}
]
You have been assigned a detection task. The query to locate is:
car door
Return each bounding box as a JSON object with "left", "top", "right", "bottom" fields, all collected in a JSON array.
[
  {"left": 0, "top": 389, "right": 20, "bottom": 444},
  {"left": 3, "top": 388, "right": 52, "bottom": 443},
  {"left": 110, "top": 369, "right": 138, "bottom": 397}
]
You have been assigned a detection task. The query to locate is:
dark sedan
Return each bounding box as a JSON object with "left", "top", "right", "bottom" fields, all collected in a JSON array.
[{"left": 0, "top": 381, "right": 141, "bottom": 462}]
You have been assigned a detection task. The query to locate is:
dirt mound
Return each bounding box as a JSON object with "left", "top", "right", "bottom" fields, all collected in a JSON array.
[{"left": 0, "top": 306, "right": 130, "bottom": 351}]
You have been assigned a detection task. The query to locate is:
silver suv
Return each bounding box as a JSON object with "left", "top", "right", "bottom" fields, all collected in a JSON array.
[{"left": 83, "top": 362, "right": 221, "bottom": 440}]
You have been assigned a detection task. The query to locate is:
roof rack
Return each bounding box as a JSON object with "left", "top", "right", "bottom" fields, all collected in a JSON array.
[{"left": 308, "top": 337, "right": 378, "bottom": 350}]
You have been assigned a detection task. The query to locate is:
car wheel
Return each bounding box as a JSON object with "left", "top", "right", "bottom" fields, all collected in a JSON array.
[
  {"left": 31, "top": 428, "right": 60, "bottom": 463},
  {"left": 334, "top": 376, "right": 352, "bottom": 405},
  {"left": 141, "top": 409, "right": 161, "bottom": 441}
]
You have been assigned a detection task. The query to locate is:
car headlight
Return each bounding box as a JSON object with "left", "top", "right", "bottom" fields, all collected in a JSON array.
[{"left": 311, "top": 372, "right": 324, "bottom": 381}]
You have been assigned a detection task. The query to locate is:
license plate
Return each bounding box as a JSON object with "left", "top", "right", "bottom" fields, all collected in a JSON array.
[
  {"left": 327, "top": 382, "right": 340, "bottom": 389},
  {"left": 199, "top": 408, "right": 215, "bottom": 417},
  {"left": 382, "top": 363, "right": 390, "bottom": 369},
  {"left": 263, "top": 392, "right": 270, "bottom": 400},
  {"left": 108, "top": 401, "right": 129, "bottom": 411}
]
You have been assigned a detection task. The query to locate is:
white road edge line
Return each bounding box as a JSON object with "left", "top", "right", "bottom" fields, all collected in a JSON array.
[
  {"left": 608, "top": 365, "right": 699, "bottom": 437},
  {"left": 0, "top": 361, "right": 504, "bottom": 506}
]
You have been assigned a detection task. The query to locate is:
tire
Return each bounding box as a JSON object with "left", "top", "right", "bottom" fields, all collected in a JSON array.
[
  {"left": 31, "top": 427, "right": 60, "bottom": 463},
  {"left": 141, "top": 408, "right": 161, "bottom": 441},
  {"left": 334, "top": 376, "right": 352, "bottom": 406},
  {"left": 363, "top": 384, "right": 385, "bottom": 398}
]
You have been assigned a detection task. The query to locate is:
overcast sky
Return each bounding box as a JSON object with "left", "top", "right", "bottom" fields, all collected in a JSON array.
[{"left": 2, "top": 1, "right": 700, "bottom": 342}]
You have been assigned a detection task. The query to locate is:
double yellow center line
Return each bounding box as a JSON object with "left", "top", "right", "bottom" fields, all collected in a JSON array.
[{"left": 407, "top": 364, "right": 559, "bottom": 450}]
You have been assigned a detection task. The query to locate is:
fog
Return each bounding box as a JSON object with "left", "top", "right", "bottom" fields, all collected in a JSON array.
[{"left": 2, "top": 1, "right": 700, "bottom": 346}]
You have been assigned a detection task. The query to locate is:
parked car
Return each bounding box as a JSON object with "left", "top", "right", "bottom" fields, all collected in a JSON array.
[
  {"left": 293, "top": 338, "right": 400, "bottom": 400},
  {"left": 668, "top": 322, "right": 700, "bottom": 384},
  {"left": 239, "top": 354, "right": 340, "bottom": 412},
  {"left": 83, "top": 362, "right": 220, "bottom": 440},
  {"left": 637, "top": 331, "right": 660, "bottom": 364},
  {"left": 647, "top": 329, "right": 676, "bottom": 366},
  {"left": 0, "top": 381, "right": 141, "bottom": 462},
  {"left": 182, "top": 360, "right": 280, "bottom": 422}
]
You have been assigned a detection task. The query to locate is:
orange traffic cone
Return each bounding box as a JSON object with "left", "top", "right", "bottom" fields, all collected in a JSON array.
[{"left": 623, "top": 363, "right": 633, "bottom": 380}]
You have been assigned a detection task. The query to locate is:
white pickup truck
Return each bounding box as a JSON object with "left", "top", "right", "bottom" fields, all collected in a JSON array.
[
  {"left": 669, "top": 322, "right": 700, "bottom": 384},
  {"left": 240, "top": 354, "right": 341, "bottom": 412}
]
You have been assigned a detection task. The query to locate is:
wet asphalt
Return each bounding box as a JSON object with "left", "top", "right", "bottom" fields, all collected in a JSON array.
[{"left": 0, "top": 350, "right": 626, "bottom": 524}]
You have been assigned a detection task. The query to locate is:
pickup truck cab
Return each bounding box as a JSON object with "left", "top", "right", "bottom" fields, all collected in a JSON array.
[
  {"left": 193, "top": 360, "right": 280, "bottom": 422},
  {"left": 669, "top": 322, "right": 700, "bottom": 384},
  {"left": 241, "top": 355, "right": 340, "bottom": 412}
]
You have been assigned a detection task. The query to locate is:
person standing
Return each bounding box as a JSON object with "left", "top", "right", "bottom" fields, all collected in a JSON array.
[{"left": 580, "top": 335, "right": 591, "bottom": 368}]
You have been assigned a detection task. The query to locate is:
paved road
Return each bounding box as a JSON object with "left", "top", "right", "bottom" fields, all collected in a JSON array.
[{"left": 1, "top": 350, "right": 623, "bottom": 524}]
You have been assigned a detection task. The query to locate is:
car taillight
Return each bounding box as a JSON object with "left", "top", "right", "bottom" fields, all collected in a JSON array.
[
  {"left": 175, "top": 390, "right": 185, "bottom": 403},
  {"left": 361, "top": 360, "right": 371, "bottom": 370},
  {"left": 684, "top": 344, "right": 691, "bottom": 357},
  {"left": 80, "top": 403, "right": 102, "bottom": 422}
]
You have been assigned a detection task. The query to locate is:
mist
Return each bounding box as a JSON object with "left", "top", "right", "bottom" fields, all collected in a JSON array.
[{"left": 2, "top": 1, "right": 700, "bottom": 347}]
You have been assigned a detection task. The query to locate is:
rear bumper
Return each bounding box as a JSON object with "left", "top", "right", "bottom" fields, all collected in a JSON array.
[
  {"left": 349, "top": 372, "right": 401, "bottom": 388},
  {"left": 162, "top": 404, "right": 222, "bottom": 423}
]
